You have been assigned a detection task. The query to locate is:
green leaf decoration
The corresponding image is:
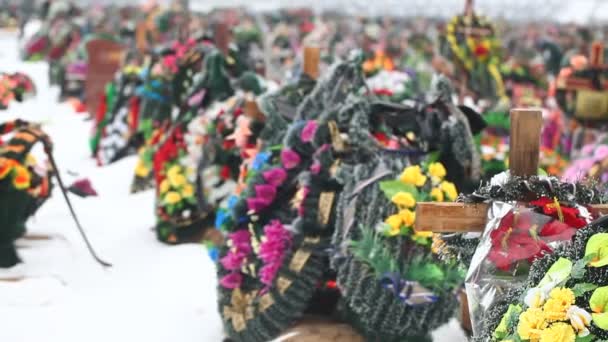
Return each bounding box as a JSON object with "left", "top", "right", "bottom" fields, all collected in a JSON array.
[
  {"left": 590, "top": 286, "right": 608, "bottom": 330},
  {"left": 585, "top": 233, "right": 608, "bottom": 267},
  {"left": 379, "top": 180, "right": 419, "bottom": 201},
  {"left": 538, "top": 168, "right": 548, "bottom": 176},
  {"left": 538, "top": 257, "right": 573, "bottom": 287},
  {"left": 572, "top": 258, "right": 588, "bottom": 280},
  {"left": 493, "top": 304, "right": 522, "bottom": 340},
  {"left": 573, "top": 283, "right": 599, "bottom": 297},
  {"left": 426, "top": 151, "right": 441, "bottom": 164},
  {"left": 576, "top": 334, "right": 596, "bottom": 342}
]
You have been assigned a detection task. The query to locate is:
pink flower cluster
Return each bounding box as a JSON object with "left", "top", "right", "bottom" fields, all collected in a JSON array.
[
  {"left": 246, "top": 168, "right": 288, "bottom": 213},
  {"left": 258, "top": 220, "right": 292, "bottom": 286},
  {"left": 219, "top": 230, "right": 252, "bottom": 289}
]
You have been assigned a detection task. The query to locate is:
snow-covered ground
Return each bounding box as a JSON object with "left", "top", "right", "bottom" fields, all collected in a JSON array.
[{"left": 0, "top": 30, "right": 466, "bottom": 342}]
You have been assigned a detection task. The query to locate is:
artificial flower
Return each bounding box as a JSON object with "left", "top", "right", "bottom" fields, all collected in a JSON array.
[
  {"left": 12, "top": 165, "right": 31, "bottom": 189},
  {"left": 164, "top": 191, "right": 182, "bottom": 205},
  {"left": 585, "top": 233, "right": 608, "bottom": 267},
  {"left": 590, "top": 286, "right": 608, "bottom": 330},
  {"left": 517, "top": 308, "right": 548, "bottom": 340},
  {"left": 220, "top": 251, "right": 247, "bottom": 271},
  {"left": 494, "top": 304, "right": 522, "bottom": 340},
  {"left": 301, "top": 120, "right": 318, "bottom": 142},
  {"left": 440, "top": 181, "right": 458, "bottom": 201},
  {"left": 262, "top": 168, "right": 287, "bottom": 187},
  {"left": 168, "top": 172, "right": 187, "bottom": 188},
  {"left": 538, "top": 322, "right": 575, "bottom": 342},
  {"left": 159, "top": 179, "right": 170, "bottom": 193},
  {"left": 220, "top": 272, "right": 243, "bottom": 289},
  {"left": 167, "top": 164, "right": 182, "bottom": 180},
  {"left": 280, "top": 149, "right": 301, "bottom": 169},
  {"left": 525, "top": 287, "right": 547, "bottom": 309},
  {"left": 399, "top": 209, "right": 416, "bottom": 227},
  {"left": 400, "top": 165, "right": 427, "bottom": 187},
  {"left": 428, "top": 162, "right": 447, "bottom": 180},
  {"left": 228, "top": 230, "right": 252, "bottom": 254},
  {"left": 182, "top": 184, "right": 194, "bottom": 198},
  {"left": 391, "top": 192, "right": 416, "bottom": 209},
  {"left": 566, "top": 305, "right": 592, "bottom": 337},
  {"left": 134, "top": 159, "right": 149, "bottom": 177},
  {"left": 430, "top": 187, "right": 444, "bottom": 202},
  {"left": 543, "top": 288, "right": 575, "bottom": 322},
  {"left": 0, "top": 157, "right": 15, "bottom": 179},
  {"left": 385, "top": 215, "right": 402, "bottom": 236},
  {"left": 258, "top": 220, "right": 291, "bottom": 286},
  {"left": 251, "top": 152, "right": 271, "bottom": 171},
  {"left": 414, "top": 230, "right": 433, "bottom": 239}
]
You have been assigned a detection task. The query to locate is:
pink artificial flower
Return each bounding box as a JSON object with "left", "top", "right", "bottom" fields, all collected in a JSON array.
[
  {"left": 310, "top": 161, "right": 321, "bottom": 175},
  {"left": 220, "top": 272, "right": 243, "bottom": 289},
  {"left": 301, "top": 121, "right": 318, "bottom": 142},
  {"left": 220, "top": 252, "right": 246, "bottom": 271},
  {"left": 281, "top": 149, "right": 301, "bottom": 169},
  {"left": 262, "top": 168, "right": 287, "bottom": 187}
]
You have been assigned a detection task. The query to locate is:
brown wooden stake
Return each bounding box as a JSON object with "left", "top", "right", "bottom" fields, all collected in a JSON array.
[
  {"left": 509, "top": 109, "right": 542, "bottom": 177},
  {"left": 303, "top": 46, "right": 320, "bottom": 80},
  {"left": 415, "top": 202, "right": 488, "bottom": 233}
]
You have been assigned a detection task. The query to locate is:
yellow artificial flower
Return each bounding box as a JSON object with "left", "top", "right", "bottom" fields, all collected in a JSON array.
[
  {"left": 391, "top": 192, "right": 416, "bottom": 209},
  {"left": 135, "top": 160, "right": 149, "bottom": 177},
  {"left": 398, "top": 209, "right": 416, "bottom": 227},
  {"left": 168, "top": 172, "right": 187, "bottom": 188},
  {"left": 159, "top": 179, "right": 170, "bottom": 193},
  {"left": 385, "top": 214, "right": 402, "bottom": 236},
  {"left": 414, "top": 230, "right": 433, "bottom": 239},
  {"left": 539, "top": 322, "right": 575, "bottom": 342},
  {"left": 12, "top": 164, "right": 31, "bottom": 190},
  {"left": 428, "top": 162, "right": 447, "bottom": 180},
  {"left": 544, "top": 288, "right": 576, "bottom": 322},
  {"left": 430, "top": 187, "right": 444, "bottom": 202},
  {"left": 182, "top": 184, "right": 194, "bottom": 198},
  {"left": 400, "top": 165, "right": 427, "bottom": 187},
  {"left": 517, "top": 308, "right": 548, "bottom": 341},
  {"left": 167, "top": 165, "right": 182, "bottom": 179},
  {"left": 164, "top": 191, "right": 182, "bottom": 205},
  {"left": 440, "top": 181, "right": 458, "bottom": 201}
]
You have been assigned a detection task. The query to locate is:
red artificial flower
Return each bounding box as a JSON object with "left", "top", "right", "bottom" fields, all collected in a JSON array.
[
  {"left": 373, "top": 132, "right": 389, "bottom": 146},
  {"left": 220, "top": 165, "right": 231, "bottom": 180},
  {"left": 530, "top": 197, "right": 587, "bottom": 228},
  {"left": 222, "top": 139, "right": 235, "bottom": 150},
  {"left": 540, "top": 220, "right": 578, "bottom": 242},
  {"left": 488, "top": 210, "right": 552, "bottom": 272},
  {"left": 374, "top": 88, "right": 394, "bottom": 97},
  {"left": 474, "top": 44, "right": 490, "bottom": 57}
]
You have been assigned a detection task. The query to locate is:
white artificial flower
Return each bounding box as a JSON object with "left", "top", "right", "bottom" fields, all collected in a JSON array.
[
  {"left": 567, "top": 305, "right": 592, "bottom": 337},
  {"left": 490, "top": 171, "right": 510, "bottom": 187},
  {"left": 524, "top": 287, "right": 546, "bottom": 309},
  {"left": 182, "top": 210, "right": 191, "bottom": 219}
]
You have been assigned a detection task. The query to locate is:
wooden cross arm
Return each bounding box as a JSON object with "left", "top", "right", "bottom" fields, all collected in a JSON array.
[{"left": 415, "top": 202, "right": 608, "bottom": 233}]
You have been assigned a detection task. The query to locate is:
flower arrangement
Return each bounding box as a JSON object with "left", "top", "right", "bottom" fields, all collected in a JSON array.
[{"left": 485, "top": 217, "right": 608, "bottom": 342}]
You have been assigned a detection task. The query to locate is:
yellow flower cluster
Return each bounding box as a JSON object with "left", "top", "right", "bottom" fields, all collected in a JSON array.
[
  {"left": 384, "top": 209, "right": 416, "bottom": 236},
  {"left": 0, "top": 157, "right": 31, "bottom": 190},
  {"left": 512, "top": 288, "right": 587, "bottom": 342},
  {"left": 400, "top": 165, "right": 427, "bottom": 187},
  {"left": 160, "top": 164, "right": 195, "bottom": 206}
]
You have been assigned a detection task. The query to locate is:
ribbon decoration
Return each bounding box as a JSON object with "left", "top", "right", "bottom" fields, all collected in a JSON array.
[{"left": 380, "top": 272, "right": 438, "bottom": 307}]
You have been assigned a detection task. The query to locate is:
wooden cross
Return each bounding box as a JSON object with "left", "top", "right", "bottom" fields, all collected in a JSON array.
[
  {"left": 415, "top": 108, "right": 608, "bottom": 233},
  {"left": 414, "top": 108, "right": 608, "bottom": 332}
]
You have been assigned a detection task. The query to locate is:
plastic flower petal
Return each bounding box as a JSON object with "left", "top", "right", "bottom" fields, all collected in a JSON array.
[
  {"left": 384, "top": 215, "right": 402, "bottom": 236},
  {"left": 428, "top": 162, "right": 447, "bottom": 179},
  {"left": 544, "top": 288, "right": 575, "bottom": 322},
  {"left": 430, "top": 187, "right": 444, "bottom": 202},
  {"left": 517, "top": 308, "right": 547, "bottom": 340},
  {"left": 525, "top": 287, "right": 547, "bottom": 309},
  {"left": 0, "top": 157, "right": 16, "bottom": 179},
  {"left": 12, "top": 165, "right": 31, "bottom": 190},
  {"left": 159, "top": 179, "right": 170, "bottom": 193},
  {"left": 391, "top": 191, "right": 416, "bottom": 209},
  {"left": 590, "top": 286, "right": 608, "bottom": 330},
  {"left": 300, "top": 120, "right": 318, "bottom": 142},
  {"left": 262, "top": 168, "right": 287, "bottom": 187},
  {"left": 566, "top": 305, "right": 592, "bottom": 336},
  {"left": 398, "top": 209, "right": 416, "bottom": 227},
  {"left": 538, "top": 322, "right": 575, "bottom": 342},
  {"left": 164, "top": 191, "right": 182, "bottom": 205},
  {"left": 182, "top": 184, "right": 194, "bottom": 198},
  {"left": 400, "top": 165, "right": 427, "bottom": 187},
  {"left": 220, "top": 272, "right": 243, "bottom": 289},
  {"left": 280, "top": 149, "right": 301, "bottom": 169},
  {"left": 585, "top": 233, "right": 608, "bottom": 267},
  {"left": 537, "top": 258, "right": 573, "bottom": 290},
  {"left": 440, "top": 181, "right": 458, "bottom": 201}
]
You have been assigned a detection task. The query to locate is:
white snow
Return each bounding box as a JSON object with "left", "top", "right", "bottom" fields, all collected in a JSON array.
[{"left": 0, "top": 30, "right": 465, "bottom": 342}]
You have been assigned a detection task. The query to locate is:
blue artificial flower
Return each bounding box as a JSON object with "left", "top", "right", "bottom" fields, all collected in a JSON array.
[
  {"left": 251, "top": 151, "right": 271, "bottom": 171},
  {"left": 227, "top": 195, "right": 239, "bottom": 210},
  {"left": 215, "top": 209, "right": 228, "bottom": 229},
  {"left": 207, "top": 245, "right": 219, "bottom": 262}
]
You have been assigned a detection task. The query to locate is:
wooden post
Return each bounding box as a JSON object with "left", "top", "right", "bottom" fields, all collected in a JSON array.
[
  {"left": 509, "top": 109, "right": 542, "bottom": 177},
  {"left": 303, "top": 46, "right": 320, "bottom": 80}
]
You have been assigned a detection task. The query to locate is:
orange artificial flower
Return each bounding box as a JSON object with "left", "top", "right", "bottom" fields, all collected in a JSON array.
[
  {"left": 12, "top": 164, "right": 31, "bottom": 189},
  {"left": 0, "top": 157, "right": 16, "bottom": 179}
]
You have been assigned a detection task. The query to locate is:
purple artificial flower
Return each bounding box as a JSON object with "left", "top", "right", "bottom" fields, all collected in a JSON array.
[
  {"left": 281, "top": 149, "right": 301, "bottom": 169},
  {"left": 262, "top": 168, "right": 287, "bottom": 187},
  {"left": 257, "top": 220, "right": 292, "bottom": 286},
  {"left": 247, "top": 197, "right": 270, "bottom": 212},
  {"left": 228, "top": 230, "right": 252, "bottom": 254},
  {"left": 300, "top": 121, "right": 318, "bottom": 142},
  {"left": 255, "top": 184, "right": 277, "bottom": 203},
  {"left": 220, "top": 252, "right": 246, "bottom": 271},
  {"left": 220, "top": 272, "right": 243, "bottom": 289}
]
